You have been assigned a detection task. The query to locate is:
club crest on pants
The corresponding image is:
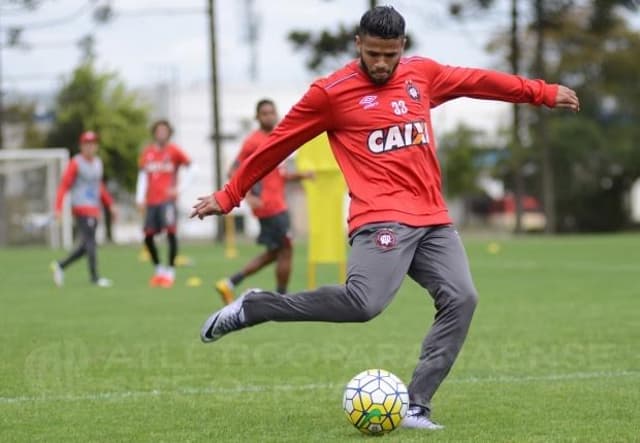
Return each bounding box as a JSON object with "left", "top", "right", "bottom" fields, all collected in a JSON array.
[{"left": 375, "top": 229, "right": 397, "bottom": 250}]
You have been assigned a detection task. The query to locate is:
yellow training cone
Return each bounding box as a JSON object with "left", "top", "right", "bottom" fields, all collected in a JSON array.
[{"left": 186, "top": 276, "right": 203, "bottom": 287}]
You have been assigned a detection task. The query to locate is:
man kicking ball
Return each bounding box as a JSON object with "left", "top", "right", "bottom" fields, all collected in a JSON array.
[{"left": 191, "top": 6, "right": 580, "bottom": 430}]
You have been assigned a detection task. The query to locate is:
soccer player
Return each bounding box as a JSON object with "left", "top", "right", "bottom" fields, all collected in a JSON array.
[
  {"left": 136, "top": 120, "right": 193, "bottom": 288},
  {"left": 51, "top": 131, "right": 116, "bottom": 288},
  {"left": 215, "top": 99, "right": 313, "bottom": 304},
  {"left": 191, "top": 6, "right": 580, "bottom": 430}
]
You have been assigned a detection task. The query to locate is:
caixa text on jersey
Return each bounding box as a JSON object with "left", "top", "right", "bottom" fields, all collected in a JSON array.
[{"left": 366, "top": 120, "right": 430, "bottom": 154}]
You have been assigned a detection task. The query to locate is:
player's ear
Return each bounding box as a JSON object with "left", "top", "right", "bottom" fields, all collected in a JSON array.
[
  {"left": 355, "top": 34, "right": 362, "bottom": 55},
  {"left": 401, "top": 37, "right": 407, "bottom": 51}
]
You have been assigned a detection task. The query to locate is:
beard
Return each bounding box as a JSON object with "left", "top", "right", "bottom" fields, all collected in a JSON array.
[{"left": 360, "top": 58, "right": 397, "bottom": 85}]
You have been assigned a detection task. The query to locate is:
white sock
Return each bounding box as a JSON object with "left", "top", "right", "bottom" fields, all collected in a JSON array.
[
  {"left": 165, "top": 267, "right": 175, "bottom": 279},
  {"left": 155, "top": 265, "right": 165, "bottom": 275}
]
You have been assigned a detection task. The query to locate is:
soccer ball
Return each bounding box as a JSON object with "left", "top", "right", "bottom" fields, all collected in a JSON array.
[{"left": 342, "top": 369, "right": 409, "bottom": 435}]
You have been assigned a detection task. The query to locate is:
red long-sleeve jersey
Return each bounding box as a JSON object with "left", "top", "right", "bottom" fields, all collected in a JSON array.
[
  {"left": 215, "top": 57, "right": 558, "bottom": 233},
  {"left": 236, "top": 130, "right": 288, "bottom": 219}
]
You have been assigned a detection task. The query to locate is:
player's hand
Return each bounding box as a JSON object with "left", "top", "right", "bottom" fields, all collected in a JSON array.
[
  {"left": 554, "top": 85, "right": 580, "bottom": 112},
  {"left": 190, "top": 194, "right": 223, "bottom": 219},
  {"left": 245, "top": 193, "right": 263, "bottom": 210},
  {"left": 304, "top": 171, "right": 316, "bottom": 180},
  {"left": 137, "top": 203, "right": 145, "bottom": 215},
  {"left": 167, "top": 187, "right": 178, "bottom": 199},
  {"left": 54, "top": 211, "right": 62, "bottom": 223}
]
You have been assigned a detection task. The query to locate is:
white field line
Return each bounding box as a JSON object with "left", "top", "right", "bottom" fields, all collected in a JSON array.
[
  {"left": 471, "top": 261, "right": 640, "bottom": 272},
  {"left": 1, "top": 370, "right": 638, "bottom": 405}
]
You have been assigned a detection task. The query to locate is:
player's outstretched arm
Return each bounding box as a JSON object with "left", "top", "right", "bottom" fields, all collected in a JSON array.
[
  {"left": 427, "top": 60, "right": 579, "bottom": 112},
  {"left": 190, "top": 84, "right": 333, "bottom": 219}
]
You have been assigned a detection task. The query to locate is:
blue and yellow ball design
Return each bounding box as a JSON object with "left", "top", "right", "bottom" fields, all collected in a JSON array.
[{"left": 343, "top": 369, "right": 409, "bottom": 435}]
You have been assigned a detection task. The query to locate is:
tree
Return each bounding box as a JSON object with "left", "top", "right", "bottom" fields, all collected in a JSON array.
[
  {"left": 3, "top": 101, "right": 46, "bottom": 147},
  {"left": 289, "top": 25, "right": 414, "bottom": 73},
  {"left": 439, "top": 124, "right": 487, "bottom": 199},
  {"left": 0, "top": 0, "right": 110, "bottom": 149},
  {"left": 456, "top": 0, "right": 640, "bottom": 231},
  {"left": 47, "top": 63, "right": 149, "bottom": 191},
  {"left": 483, "top": 0, "right": 640, "bottom": 231},
  {"left": 439, "top": 124, "right": 497, "bottom": 225},
  {"left": 287, "top": 1, "right": 414, "bottom": 73},
  {"left": 288, "top": 24, "right": 359, "bottom": 73},
  {"left": 540, "top": 3, "right": 640, "bottom": 230}
]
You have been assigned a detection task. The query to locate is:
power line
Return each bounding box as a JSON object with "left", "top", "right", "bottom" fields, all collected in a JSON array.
[
  {"left": 3, "top": 1, "right": 92, "bottom": 30},
  {"left": 115, "top": 7, "right": 204, "bottom": 18},
  {"left": 0, "top": 1, "right": 49, "bottom": 16},
  {"left": 3, "top": 38, "right": 79, "bottom": 50}
]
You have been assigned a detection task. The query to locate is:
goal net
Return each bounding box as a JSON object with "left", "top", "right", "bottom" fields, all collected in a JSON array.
[{"left": 0, "top": 149, "right": 72, "bottom": 249}]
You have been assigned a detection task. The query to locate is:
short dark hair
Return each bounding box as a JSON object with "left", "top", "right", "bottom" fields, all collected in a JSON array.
[
  {"left": 256, "top": 99, "right": 275, "bottom": 115},
  {"left": 151, "top": 119, "right": 173, "bottom": 136},
  {"left": 358, "top": 6, "right": 405, "bottom": 39}
]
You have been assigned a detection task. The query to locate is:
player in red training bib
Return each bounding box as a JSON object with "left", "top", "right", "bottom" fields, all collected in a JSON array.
[
  {"left": 136, "top": 120, "right": 193, "bottom": 288},
  {"left": 192, "top": 6, "right": 580, "bottom": 430},
  {"left": 51, "top": 131, "right": 117, "bottom": 288},
  {"left": 214, "top": 99, "right": 313, "bottom": 305}
]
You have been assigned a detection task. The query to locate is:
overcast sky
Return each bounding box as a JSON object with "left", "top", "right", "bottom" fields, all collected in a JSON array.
[
  {"left": 3, "top": 0, "right": 638, "bottom": 136},
  {"left": 2, "top": 0, "right": 523, "bottom": 95}
]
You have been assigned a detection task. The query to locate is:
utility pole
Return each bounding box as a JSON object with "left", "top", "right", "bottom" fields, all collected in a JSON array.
[
  {"left": 244, "top": 0, "right": 259, "bottom": 82},
  {"left": 510, "top": 0, "right": 524, "bottom": 233},
  {"left": 207, "top": 0, "right": 224, "bottom": 241},
  {"left": 0, "top": 9, "right": 4, "bottom": 150},
  {"left": 534, "top": 0, "right": 556, "bottom": 233}
]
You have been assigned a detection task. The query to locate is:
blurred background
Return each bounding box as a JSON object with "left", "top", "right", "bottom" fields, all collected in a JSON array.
[{"left": 1, "top": 0, "right": 639, "bottom": 248}]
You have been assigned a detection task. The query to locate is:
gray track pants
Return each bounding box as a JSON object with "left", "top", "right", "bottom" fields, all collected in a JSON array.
[
  {"left": 242, "top": 222, "right": 478, "bottom": 412},
  {"left": 59, "top": 216, "right": 99, "bottom": 282}
]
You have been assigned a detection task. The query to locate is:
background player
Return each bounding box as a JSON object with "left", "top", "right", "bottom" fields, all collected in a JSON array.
[
  {"left": 215, "top": 99, "right": 313, "bottom": 304},
  {"left": 192, "top": 6, "right": 579, "bottom": 431},
  {"left": 136, "top": 120, "right": 193, "bottom": 288},
  {"left": 51, "top": 131, "right": 116, "bottom": 288}
]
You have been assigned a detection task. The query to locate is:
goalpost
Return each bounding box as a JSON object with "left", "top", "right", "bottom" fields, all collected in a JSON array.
[{"left": 0, "top": 149, "right": 72, "bottom": 249}]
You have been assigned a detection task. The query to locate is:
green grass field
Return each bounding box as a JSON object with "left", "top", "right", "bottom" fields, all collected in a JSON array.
[{"left": 1, "top": 234, "right": 639, "bottom": 442}]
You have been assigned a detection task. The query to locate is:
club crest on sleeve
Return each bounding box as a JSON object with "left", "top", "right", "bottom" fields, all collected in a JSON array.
[
  {"left": 375, "top": 229, "right": 397, "bottom": 250},
  {"left": 405, "top": 81, "right": 421, "bottom": 101}
]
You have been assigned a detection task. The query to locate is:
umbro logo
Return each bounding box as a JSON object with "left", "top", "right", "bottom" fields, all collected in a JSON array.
[{"left": 359, "top": 95, "right": 379, "bottom": 110}]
